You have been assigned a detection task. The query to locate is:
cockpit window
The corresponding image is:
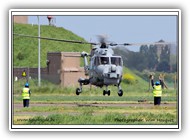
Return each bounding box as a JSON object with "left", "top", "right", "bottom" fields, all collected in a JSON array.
[
  {"left": 111, "top": 57, "right": 122, "bottom": 66},
  {"left": 100, "top": 57, "right": 109, "bottom": 65}
]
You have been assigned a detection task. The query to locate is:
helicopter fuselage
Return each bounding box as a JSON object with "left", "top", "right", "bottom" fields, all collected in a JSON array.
[
  {"left": 77, "top": 46, "right": 124, "bottom": 96},
  {"left": 89, "top": 56, "right": 123, "bottom": 87}
]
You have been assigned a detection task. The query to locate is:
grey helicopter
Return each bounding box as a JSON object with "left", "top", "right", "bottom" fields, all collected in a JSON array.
[
  {"left": 76, "top": 35, "right": 125, "bottom": 96},
  {"left": 14, "top": 33, "right": 173, "bottom": 97}
]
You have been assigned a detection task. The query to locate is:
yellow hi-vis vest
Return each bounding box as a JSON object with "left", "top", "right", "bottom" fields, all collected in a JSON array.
[
  {"left": 153, "top": 85, "right": 162, "bottom": 97},
  {"left": 22, "top": 71, "right": 26, "bottom": 77},
  {"left": 22, "top": 88, "right": 30, "bottom": 99}
]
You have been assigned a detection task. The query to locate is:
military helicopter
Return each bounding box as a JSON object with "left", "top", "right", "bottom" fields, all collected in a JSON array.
[
  {"left": 76, "top": 35, "right": 125, "bottom": 96},
  {"left": 14, "top": 33, "right": 172, "bottom": 97}
]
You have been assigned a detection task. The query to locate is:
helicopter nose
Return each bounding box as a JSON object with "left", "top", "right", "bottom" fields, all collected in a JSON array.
[
  {"left": 111, "top": 65, "right": 116, "bottom": 72},
  {"left": 103, "top": 65, "right": 121, "bottom": 79}
]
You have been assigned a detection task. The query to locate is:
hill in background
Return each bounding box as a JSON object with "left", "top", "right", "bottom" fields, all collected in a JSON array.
[{"left": 13, "top": 23, "right": 91, "bottom": 67}]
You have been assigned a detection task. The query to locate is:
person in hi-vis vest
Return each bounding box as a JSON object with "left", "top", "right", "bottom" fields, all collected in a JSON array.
[
  {"left": 22, "top": 83, "right": 31, "bottom": 107},
  {"left": 151, "top": 76, "right": 162, "bottom": 105}
]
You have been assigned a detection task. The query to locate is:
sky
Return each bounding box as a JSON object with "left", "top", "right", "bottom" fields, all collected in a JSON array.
[{"left": 28, "top": 15, "right": 177, "bottom": 51}]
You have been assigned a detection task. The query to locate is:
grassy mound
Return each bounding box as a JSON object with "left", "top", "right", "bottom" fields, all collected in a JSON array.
[{"left": 13, "top": 23, "right": 91, "bottom": 67}]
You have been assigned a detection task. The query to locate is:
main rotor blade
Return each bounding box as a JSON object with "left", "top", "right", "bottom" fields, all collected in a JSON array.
[
  {"left": 119, "top": 42, "right": 176, "bottom": 46},
  {"left": 13, "top": 33, "right": 97, "bottom": 45}
]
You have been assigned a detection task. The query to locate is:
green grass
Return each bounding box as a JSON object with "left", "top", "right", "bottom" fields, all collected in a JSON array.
[
  {"left": 13, "top": 75, "right": 177, "bottom": 105},
  {"left": 14, "top": 105, "right": 176, "bottom": 114},
  {"left": 14, "top": 106, "right": 177, "bottom": 125},
  {"left": 13, "top": 84, "right": 178, "bottom": 125},
  {"left": 13, "top": 78, "right": 178, "bottom": 125},
  {"left": 13, "top": 23, "right": 91, "bottom": 67},
  {"left": 13, "top": 94, "right": 177, "bottom": 104}
]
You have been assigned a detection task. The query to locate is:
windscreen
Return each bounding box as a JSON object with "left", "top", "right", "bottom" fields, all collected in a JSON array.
[
  {"left": 100, "top": 57, "right": 109, "bottom": 65},
  {"left": 111, "top": 57, "right": 122, "bottom": 66}
]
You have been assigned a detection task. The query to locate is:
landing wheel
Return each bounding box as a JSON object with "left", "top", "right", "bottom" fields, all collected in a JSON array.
[
  {"left": 76, "top": 88, "right": 81, "bottom": 95},
  {"left": 118, "top": 89, "right": 123, "bottom": 97},
  {"left": 108, "top": 90, "right": 110, "bottom": 96},
  {"left": 103, "top": 90, "right": 110, "bottom": 96},
  {"left": 103, "top": 90, "right": 106, "bottom": 96}
]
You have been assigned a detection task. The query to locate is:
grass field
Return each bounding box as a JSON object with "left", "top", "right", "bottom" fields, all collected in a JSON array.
[
  {"left": 14, "top": 107, "right": 177, "bottom": 125},
  {"left": 12, "top": 82, "right": 178, "bottom": 125}
]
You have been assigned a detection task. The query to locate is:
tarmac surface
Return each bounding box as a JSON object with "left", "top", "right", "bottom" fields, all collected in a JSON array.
[
  {"left": 14, "top": 102, "right": 176, "bottom": 108},
  {"left": 13, "top": 102, "right": 177, "bottom": 116}
]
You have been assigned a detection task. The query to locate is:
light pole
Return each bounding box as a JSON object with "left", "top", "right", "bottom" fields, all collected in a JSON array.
[{"left": 37, "top": 16, "right": 41, "bottom": 86}]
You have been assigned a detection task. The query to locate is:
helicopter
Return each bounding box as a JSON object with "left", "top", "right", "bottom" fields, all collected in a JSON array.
[
  {"left": 13, "top": 33, "right": 173, "bottom": 97},
  {"left": 76, "top": 35, "right": 125, "bottom": 97}
]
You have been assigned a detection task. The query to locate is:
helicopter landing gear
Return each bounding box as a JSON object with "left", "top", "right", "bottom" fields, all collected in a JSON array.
[
  {"left": 103, "top": 90, "right": 110, "bottom": 96},
  {"left": 76, "top": 78, "right": 90, "bottom": 95},
  {"left": 117, "top": 85, "right": 123, "bottom": 97},
  {"left": 76, "top": 88, "right": 82, "bottom": 95},
  {"left": 103, "top": 86, "right": 110, "bottom": 96},
  {"left": 118, "top": 89, "right": 123, "bottom": 96},
  {"left": 76, "top": 82, "right": 82, "bottom": 96}
]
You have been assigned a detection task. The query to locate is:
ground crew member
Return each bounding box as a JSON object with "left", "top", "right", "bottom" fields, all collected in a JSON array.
[
  {"left": 22, "top": 83, "right": 31, "bottom": 107},
  {"left": 151, "top": 76, "right": 162, "bottom": 105}
]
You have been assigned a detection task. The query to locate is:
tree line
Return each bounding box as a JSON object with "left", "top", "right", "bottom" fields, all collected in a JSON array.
[{"left": 114, "top": 43, "right": 177, "bottom": 72}]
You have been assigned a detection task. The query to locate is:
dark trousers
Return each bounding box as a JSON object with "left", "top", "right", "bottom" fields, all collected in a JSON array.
[
  {"left": 154, "top": 97, "right": 161, "bottom": 105},
  {"left": 23, "top": 99, "right": 30, "bottom": 107}
]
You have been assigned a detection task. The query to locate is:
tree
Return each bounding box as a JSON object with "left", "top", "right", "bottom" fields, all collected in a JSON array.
[
  {"left": 147, "top": 45, "right": 158, "bottom": 70},
  {"left": 157, "top": 61, "right": 170, "bottom": 72},
  {"left": 140, "top": 45, "right": 149, "bottom": 54},
  {"left": 157, "top": 45, "right": 171, "bottom": 72},
  {"left": 139, "top": 45, "right": 149, "bottom": 70},
  {"left": 160, "top": 45, "right": 170, "bottom": 63}
]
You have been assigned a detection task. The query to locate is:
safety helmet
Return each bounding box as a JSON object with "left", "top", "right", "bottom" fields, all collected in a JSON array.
[
  {"left": 25, "top": 83, "right": 29, "bottom": 87},
  {"left": 155, "top": 81, "right": 160, "bottom": 85}
]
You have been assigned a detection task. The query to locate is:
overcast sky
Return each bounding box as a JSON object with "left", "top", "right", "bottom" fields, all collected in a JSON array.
[{"left": 28, "top": 14, "right": 177, "bottom": 51}]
